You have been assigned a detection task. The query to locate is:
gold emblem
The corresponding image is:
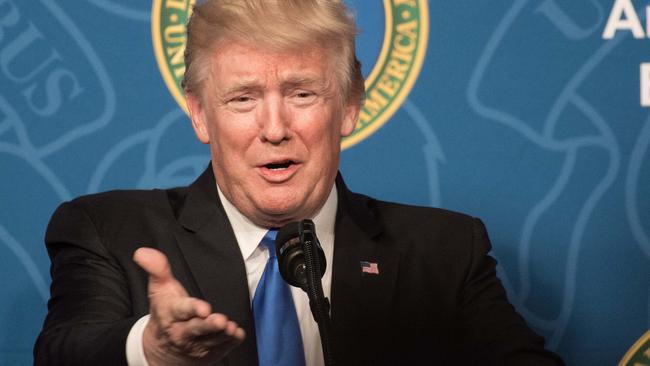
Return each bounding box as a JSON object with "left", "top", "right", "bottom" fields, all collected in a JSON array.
[{"left": 152, "top": 0, "right": 429, "bottom": 149}]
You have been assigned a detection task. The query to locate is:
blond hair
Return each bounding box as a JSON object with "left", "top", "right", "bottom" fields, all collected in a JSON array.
[{"left": 183, "top": 0, "right": 364, "bottom": 106}]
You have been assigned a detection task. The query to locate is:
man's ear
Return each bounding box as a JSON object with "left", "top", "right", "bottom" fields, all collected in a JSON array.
[
  {"left": 186, "top": 92, "right": 210, "bottom": 144},
  {"left": 340, "top": 101, "right": 360, "bottom": 137}
]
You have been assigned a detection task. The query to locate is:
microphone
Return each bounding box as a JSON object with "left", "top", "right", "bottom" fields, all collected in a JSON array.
[
  {"left": 275, "top": 219, "right": 326, "bottom": 291},
  {"left": 276, "top": 219, "right": 334, "bottom": 366}
]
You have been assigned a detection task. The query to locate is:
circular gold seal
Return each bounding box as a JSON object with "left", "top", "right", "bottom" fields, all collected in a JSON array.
[
  {"left": 152, "top": 0, "right": 429, "bottom": 149},
  {"left": 619, "top": 330, "right": 650, "bottom": 365},
  {"left": 152, "top": 0, "right": 195, "bottom": 115}
]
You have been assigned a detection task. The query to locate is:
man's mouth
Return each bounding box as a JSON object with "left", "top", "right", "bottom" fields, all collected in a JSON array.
[
  {"left": 264, "top": 160, "right": 295, "bottom": 170},
  {"left": 258, "top": 159, "right": 301, "bottom": 182}
]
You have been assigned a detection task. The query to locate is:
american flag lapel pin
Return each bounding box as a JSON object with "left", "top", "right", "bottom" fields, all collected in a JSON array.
[{"left": 360, "top": 260, "right": 379, "bottom": 275}]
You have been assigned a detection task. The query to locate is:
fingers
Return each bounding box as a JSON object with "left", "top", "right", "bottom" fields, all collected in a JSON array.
[
  {"left": 185, "top": 314, "right": 241, "bottom": 338},
  {"left": 194, "top": 326, "right": 245, "bottom": 351},
  {"left": 171, "top": 314, "right": 246, "bottom": 350},
  {"left": 133, "top": 247, "right": 174, "bottom": 286},
  {"left": 145, "top": 312, "right": 246, "bottom": 361},
  {"left": 134, "top": 247, "right": 245, "bottom": 363},
  {"left": 170, "top": 297, "right": 212, "bottom": 321},
  {"left": 133, "top": 247, "right": 208, "bottom": 323}
]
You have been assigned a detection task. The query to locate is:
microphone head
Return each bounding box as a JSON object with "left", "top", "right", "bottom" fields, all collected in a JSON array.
[
  {"left": 276, "top": 222, "right": 305, "bottom": 288},
  {"left": 276, "top": 220, "right": 326, "bottom": 290}
]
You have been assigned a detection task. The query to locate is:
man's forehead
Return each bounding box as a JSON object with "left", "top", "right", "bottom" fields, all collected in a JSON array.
[{"left": 207, "top": 41, "right": 334, "bottom": 86}]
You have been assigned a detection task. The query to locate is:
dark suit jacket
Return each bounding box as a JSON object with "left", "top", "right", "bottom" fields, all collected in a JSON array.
[{"left": 34, "top": 165, "right": 563, "bottom": 365}]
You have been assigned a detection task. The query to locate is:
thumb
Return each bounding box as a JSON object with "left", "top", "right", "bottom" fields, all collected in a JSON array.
[{"left": 133, "top": 247, "right": 175, "bottom": 288}]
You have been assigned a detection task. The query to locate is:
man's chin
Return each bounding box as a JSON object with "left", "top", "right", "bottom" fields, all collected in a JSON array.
[
  {"left": 246, "top": 185, "right": 329, "bottom": 227},
  {"left": 252, "top": 200, "right": 312, "bottom": 227}
]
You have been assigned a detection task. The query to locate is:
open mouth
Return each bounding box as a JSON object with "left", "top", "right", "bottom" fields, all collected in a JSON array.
[{"left": 264, "top": 160, "right": 295, "bottom": 170}]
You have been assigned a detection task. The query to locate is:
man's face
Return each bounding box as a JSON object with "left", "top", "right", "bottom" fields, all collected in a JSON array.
[{"left": 187, "top": 40, "right": 359, "bottom": 227}]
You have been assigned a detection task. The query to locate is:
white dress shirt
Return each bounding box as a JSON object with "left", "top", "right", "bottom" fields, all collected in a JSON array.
[{"left": 126, "top": 184, "right": 337, "bottom": 366}]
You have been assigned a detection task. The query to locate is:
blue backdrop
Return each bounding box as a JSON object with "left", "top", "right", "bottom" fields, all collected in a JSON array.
[{"left": 1, "top": 1, "right": 649, "bottom": 364}]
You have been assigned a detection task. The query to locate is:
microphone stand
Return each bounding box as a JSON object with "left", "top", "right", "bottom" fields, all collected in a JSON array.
[{"left": 298, "top": 220, "right": 335, "bottom": 366}]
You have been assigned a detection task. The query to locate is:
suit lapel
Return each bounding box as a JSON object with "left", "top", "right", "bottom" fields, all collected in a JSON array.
[
  {"left": 331, "top": 176, "right": 401, "bottom": 360},
  {"left": 173, "top": 165, "right": 258, "bottom": 366}
]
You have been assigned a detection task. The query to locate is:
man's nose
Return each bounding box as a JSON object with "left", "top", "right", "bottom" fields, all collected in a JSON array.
[{"left": 259, "top": 95, "right": 290, "bottom": 144}]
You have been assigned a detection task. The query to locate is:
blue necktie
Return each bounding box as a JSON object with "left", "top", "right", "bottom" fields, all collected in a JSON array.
[{"left": 252, "top": 229, "right": 306, "bottom": 366}]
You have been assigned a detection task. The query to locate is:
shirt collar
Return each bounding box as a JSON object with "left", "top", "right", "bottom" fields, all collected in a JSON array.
[{"left": 217, "top": 185, "right": 338, "bottom": 261}]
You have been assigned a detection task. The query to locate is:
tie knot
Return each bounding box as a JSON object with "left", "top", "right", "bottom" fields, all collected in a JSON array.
[{"left": 262, "top": 229, "right": 278, "bottom": 258}]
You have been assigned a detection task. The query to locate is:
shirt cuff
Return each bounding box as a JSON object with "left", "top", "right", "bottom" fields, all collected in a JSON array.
[{"left": 126, "top": 314, "right": 151, "bottom": 366}]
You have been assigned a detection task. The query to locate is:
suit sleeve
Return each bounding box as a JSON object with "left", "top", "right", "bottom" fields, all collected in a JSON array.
[
  {"left": 34, "top": 200, "right": 139, "bottom": 366},
  {"left": 459, "top": 218, "right": 565, "bottom": 365}
]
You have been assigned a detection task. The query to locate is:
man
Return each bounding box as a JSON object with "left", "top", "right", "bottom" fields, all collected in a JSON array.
[{"left": 35, "top": 1, "right": 564, "bottom": 365}]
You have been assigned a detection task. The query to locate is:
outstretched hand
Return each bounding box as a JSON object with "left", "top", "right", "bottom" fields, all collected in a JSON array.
[{"left": 133, "top": 248, "right": 245, "bottom": 366}]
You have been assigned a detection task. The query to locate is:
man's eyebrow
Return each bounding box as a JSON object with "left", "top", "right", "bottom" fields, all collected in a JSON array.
[
  {"left": 219, "top": 74, "right": 331, "bottom": 96},
  {"left": 281, "top": 74, "right": 331, "bottom": 90},
  {"left": 221, "top": 78, "right": 263, "bottom": 96}
]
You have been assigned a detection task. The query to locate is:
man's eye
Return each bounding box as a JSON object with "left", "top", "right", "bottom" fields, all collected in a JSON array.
[
  {"left": 227, "top": 95, "right": 256, "bottom": 111},
  {"left": 233, "top": 96, "right": 252, "bottom": 103},
  {"left": 292, "top": 91, "right": 317, "bottom": 103}
]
